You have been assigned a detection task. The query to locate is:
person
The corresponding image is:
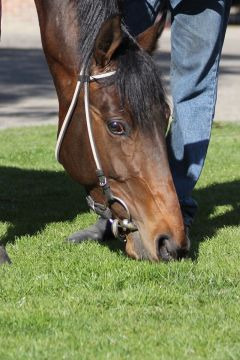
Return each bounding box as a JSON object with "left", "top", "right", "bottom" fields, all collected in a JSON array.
[{"left": 68, "top": 0, "right": 232, "bottom": 243}]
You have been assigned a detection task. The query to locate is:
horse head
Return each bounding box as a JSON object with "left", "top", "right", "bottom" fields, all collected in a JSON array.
[{"left": 35, "top": 0, "right": 189, "bottom": 261}]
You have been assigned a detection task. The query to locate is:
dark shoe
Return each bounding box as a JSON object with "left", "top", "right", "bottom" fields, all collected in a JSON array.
[
  {"left": 0, "top": 245, "right": 11, "bottom": 265},
  {"left": 67, "top": 218, "right": 113, "bottom": 244}
]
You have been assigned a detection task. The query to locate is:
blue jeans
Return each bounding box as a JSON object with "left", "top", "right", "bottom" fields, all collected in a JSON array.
[{"left": 123, "top": 0, "right": 231, "bottom": 226}]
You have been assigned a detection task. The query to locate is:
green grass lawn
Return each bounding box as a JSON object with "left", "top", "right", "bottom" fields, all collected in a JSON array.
[{"left": 0, "top": 123, "right": 239, "bottom": 360}]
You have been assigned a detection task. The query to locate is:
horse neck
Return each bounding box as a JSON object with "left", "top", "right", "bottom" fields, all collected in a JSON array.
[
  {"left": 35, "top": 0, "right": 81, "bottom": 76},
  {"left": 35, "top": 0, "right": 86, "bottom": 129}
]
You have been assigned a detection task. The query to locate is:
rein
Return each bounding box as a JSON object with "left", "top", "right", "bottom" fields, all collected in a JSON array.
[{"left": 55, "top": 67, "right": 137, "bottom": 240}]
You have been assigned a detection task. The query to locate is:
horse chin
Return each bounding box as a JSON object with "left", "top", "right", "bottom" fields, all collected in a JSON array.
[{"left": 125, "top": 231, "right": 157, "bottom": 261}]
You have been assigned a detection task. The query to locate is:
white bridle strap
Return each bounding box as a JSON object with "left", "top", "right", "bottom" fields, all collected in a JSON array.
[
  {"left": 89, "top": 71, "right": 116, "bottom": 81},
  {"left": 55, "top": 68, "right": 116, "bottom": 163},
  {"left": 84, "top": 79, "right": 102, "bottom": 170}
]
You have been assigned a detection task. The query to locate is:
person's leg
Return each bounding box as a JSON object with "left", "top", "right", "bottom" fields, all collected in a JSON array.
[{"left": 167, "top": 0, "right": 231, "bottom": 226}]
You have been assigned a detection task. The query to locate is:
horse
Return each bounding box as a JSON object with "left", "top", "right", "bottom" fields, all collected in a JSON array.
[{"left": 1, "top": 0, "right": 189, "bottom": 263}]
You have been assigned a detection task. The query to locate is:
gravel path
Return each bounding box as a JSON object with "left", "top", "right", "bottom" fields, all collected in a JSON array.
[
  {"left": 0, "top": 1, "right": 239, "bottom": 129},
  {"left": 0, "top": 1, "right": 57, "bottom": 129}
]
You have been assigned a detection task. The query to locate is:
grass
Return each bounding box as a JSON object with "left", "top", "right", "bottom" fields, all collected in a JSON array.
[{"left": 0, "top": 123, "right": 239, "bottom": 360}]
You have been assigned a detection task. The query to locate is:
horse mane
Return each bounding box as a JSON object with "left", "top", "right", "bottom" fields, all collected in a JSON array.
[{"left": 75, "top": 0, "right": 168, "bottom": 132}]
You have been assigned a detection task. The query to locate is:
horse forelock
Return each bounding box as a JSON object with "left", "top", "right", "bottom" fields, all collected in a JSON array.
[
  {"left": 75, "top": 0, "right": 119, "bottom": 63},
  {"left": 75, "top": 0, "right": 168, "bottom": 133},
  {"left": 116, "top": 46, "right": 168, "bottom": 133}
]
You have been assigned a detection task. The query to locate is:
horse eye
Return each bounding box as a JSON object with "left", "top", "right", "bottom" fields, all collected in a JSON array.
[{"left": 107, "top": 120, "right": 127, "bottom": 136}]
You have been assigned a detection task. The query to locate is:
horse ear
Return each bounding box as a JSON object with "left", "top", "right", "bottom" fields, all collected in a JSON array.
[
  {"left": 136, "top": 20, "right": 165, "bottom": 54},
  {"left": 94, "top": 15, "right": 123, "bottom": 67}
]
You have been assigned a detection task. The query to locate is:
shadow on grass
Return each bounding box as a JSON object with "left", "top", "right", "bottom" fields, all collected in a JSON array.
[
  {"left": 191, "top": 180, "right": 240, "bottom": 259},
  {"left": 0, "top": 165, "right": 239, "bottom": 261},
  {"left": 0, "top": 166, "right": 88, "bottom": 245}
]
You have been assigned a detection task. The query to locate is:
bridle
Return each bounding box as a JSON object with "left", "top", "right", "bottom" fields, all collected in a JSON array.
[{"left": 55, "top": 66, "right": 137, "bottom": 240}]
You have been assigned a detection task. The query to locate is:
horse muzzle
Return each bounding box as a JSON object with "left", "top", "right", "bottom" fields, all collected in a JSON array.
[{"left": 125, "top": 228, "right": 190, "bottom": 262}]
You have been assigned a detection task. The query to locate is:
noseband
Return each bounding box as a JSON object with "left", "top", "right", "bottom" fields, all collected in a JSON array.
[{"left": 55, "top": 66, "right": 137, "bottom": 240}]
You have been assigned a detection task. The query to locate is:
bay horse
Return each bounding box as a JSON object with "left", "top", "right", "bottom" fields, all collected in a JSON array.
[{"left": 0, "top": 0, "right": 189, "bottom": 263}]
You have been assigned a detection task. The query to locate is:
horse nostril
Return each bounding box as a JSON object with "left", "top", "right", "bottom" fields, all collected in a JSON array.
[{"left": 156, "top": 235, "right": 177, "bottom": 262}]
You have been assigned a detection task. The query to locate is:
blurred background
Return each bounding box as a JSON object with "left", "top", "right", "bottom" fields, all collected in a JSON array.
[{"left": 0, "top": 0, "right": 240, "bottom": 129}]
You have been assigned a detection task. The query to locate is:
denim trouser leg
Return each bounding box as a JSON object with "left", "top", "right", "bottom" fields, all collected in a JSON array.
[
  {"left": 123, "top": 0, "right": 231, "bottom": 226},
  {"left": 168, "top": 0, "right": 231, "bottom": 226}
]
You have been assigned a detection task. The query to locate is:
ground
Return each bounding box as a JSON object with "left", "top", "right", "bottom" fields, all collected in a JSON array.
[{"left": 0, "top": 123, "right": 239, "bottom": 360}]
